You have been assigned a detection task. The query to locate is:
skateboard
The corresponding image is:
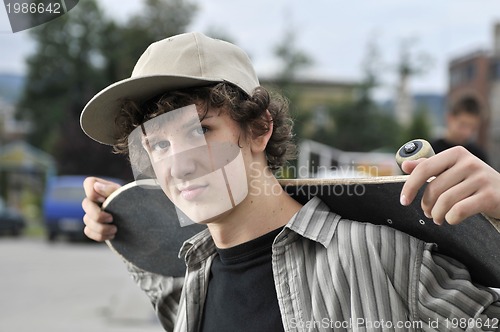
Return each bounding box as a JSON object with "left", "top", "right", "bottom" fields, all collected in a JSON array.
[
  {"left": 102, "top": 180, "right": 206, "bottom": 277},
  {"left": 103, "top": 176, "right": 500, "bottom": 286},
  {"left": 102, "top": 140, "right": 500, "bottom": 287}
]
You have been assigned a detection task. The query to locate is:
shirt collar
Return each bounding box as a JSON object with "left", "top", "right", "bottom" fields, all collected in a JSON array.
[
  {"left": 179, "top": 197, "right": 341, "bottom": 264},
  {"left": 179, "top": 228, "right": 215, "bottom": 267},
  {"left": 282, "top": 196, "right": 341, "bottom": 248}
]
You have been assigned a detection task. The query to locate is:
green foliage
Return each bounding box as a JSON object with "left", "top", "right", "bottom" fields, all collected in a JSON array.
[
  {"left": 273, "top": 32, "right": 433, "bottom": 155},
  {"left": 308, "top": 98, "right": 401, "bottom": 152},
  {"left": 103, "top": 0, "right": 197, "bottom": 81},
  {"left": 400, "top": 106, "right": 432, "bottom": 144},
  {"left": 272, "top": 28, "right": 313, "bottom": 115},
  {"left": 306, "top": 96, "right": 433, "bottom": 153},
  {"left": 296, "top": 38, "right": 402, "bottom": 153},
  {"left": 269, "top": 27, "right": 314, "bottom": 148},
  {"left": 17, "top": 0, "right": 197, "bottom": 179},
  {"left": 129, "top": 0, "right": 197, "bottom": 41},
  {"left": 274, "top": 29, "right": 313, "bottom": 84}
]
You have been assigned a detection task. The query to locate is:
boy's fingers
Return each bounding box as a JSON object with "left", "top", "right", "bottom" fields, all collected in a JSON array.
[
  {"left": 83, "top": 213, "right": 116, "bottom": 233},
  {"left": 83, "top": 177, "right": 121, "bottom": 203},
  {"left": 93, "top": 180, "right": 121, "bottom": 197},
  {"left": 400, "top": 149, "right": 461, "bottom": 206},
  {"left": 82, "top": 177, "right": 121, "bottom": 242},
  {"left": 400, "top": 160, "right": 435, "bottom": 206},
  {"left": 427, "top": 178, "right": 475, "bottom": 224},
  {"left": 84, "top": 225, "right": 116, "bottom": 242},
  {"left": 81, "top": 197, "right": 112, "bottom": 223},
  {"left": 400, "top": 159, "right": 426, "bottom": 175}
]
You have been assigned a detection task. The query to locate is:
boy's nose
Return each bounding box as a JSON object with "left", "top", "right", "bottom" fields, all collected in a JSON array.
[{"left": 169, "top": 148, "right": 197, "bottom": 180}]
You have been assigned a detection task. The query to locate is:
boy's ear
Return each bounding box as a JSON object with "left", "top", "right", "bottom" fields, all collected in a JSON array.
[{"left": 251, "top": 110, "right": 273, "bottom": 153}]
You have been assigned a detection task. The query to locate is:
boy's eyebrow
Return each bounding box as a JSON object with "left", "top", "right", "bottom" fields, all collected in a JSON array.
[
  {"left": 140, "top": 124, "right": 151, "bottom": 149},
  {"left": 181, "top": 117, "right": 200, "bottom": 129},
  {"left": 181, "top": 114, "right": 214, "bottom": 129},
  {"left": 141, "top": 113, "right": 215, "bottom": 142}
]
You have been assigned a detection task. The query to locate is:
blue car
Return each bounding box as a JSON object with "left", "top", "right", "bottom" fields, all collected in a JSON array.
[{"left": 43, "top": 175, "right": 122, "bottom": 242}]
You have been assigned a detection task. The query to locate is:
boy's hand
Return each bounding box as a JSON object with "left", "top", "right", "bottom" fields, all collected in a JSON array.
[
  {"left": 81, "top": 177, "right": 121, "bottom": 242},
  {"left": 400, "top": 146, "right": 500, "bottom": 225}
]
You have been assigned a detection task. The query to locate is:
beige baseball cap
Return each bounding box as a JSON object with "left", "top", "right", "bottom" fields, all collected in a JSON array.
[{"left": 80, "top": 32, "right": 260, "bottom": 145}]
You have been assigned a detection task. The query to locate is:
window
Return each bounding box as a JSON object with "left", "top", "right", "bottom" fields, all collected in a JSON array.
[
  {"left": 465, "top": 63, "right": 476, "bottom": 81},
  {"left": 450, "top": 62, "right": 476, "bottom": 86},
  {"left": 491, "top": 60, "right": 500, "bottom": 81}
]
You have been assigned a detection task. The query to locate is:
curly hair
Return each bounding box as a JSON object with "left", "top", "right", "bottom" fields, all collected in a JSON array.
[{"left": 113, "top": 83, "right": 296, "bottom": 174}]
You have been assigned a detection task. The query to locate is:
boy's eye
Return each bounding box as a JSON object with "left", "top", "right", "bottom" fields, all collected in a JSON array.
[
  {"left": 152, "top": 140, "right": 170, "bottom": 151},
  {"left": 192, "top": 126, "right": 209, "bottom": 137}
]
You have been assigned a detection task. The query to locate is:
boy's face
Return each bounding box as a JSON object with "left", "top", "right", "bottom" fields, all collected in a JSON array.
[
  {"left": 131, "top": 104, "right": 250, "bottom": 225},
  {"left": 447, "top": 112, "right": 481, "bottom": 144}
]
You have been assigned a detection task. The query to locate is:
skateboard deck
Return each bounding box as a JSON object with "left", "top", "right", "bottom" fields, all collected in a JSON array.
[
  {"left": 103, "top": 177, "right": 500, "bottom": 287},
  {"left": 103, "top": 180, "right": 205, "bottom": 277}
]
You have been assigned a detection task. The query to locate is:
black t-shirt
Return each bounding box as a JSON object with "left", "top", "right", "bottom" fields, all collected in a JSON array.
[
  {"left": 200, "top": 227, "right": 285, "bottom": 332},
  {"left": 431, "top": 138, "right": 488, "bottom": 163}
]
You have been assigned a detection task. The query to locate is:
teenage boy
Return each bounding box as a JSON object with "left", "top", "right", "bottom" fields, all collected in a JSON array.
[
  {"left": 432, "top": 96, "right": 488, "bottom": 163},
  {"left": 81, "top": 32, "right": 500, "bottom": 331}
]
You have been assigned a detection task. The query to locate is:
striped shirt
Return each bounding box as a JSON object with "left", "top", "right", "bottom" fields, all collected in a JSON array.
[{"left": 125, "top": 197, "right": 500, "bottom": 331}]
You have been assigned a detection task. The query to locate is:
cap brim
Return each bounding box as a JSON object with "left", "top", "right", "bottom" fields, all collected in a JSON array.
[{"left": 80, "top": 75, "right": 222, "bottom": 145}]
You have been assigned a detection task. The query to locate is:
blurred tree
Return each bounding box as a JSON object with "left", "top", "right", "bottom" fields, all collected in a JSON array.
[
  {"left": 270, "top": 27, "right": 313, "bottom": 154},
  {"left": 269, "top": 27, "right": 313, "bottom": 175},
  {"left": 273, "top": 28, "right": 313, "bottom": 110},
  {"left": 17, "top": 0, "right": 197, "bottom": 179},
  {"left": 317, "top": 101, "right": 400, "bottom": 152},
  {"left": 400, "top": 106, "right": 432, "bottom": 144},
  {"left": 393, "top": 37, "right": 433, "bottom": 125},
  {"left": 202, "top": 25, "right": 236, "bottom": 44},
  {"left": 103, "top": 0, "right": 197, "bottom": 81},
  {"left": 129, "top": 0, "right": 196, "bottom": 42},
  {"left": 274, "top": 29, "right": 312, "bottom": 86},
  {"left": 310, "top": 39, "right": 401, "bottom": 152}
]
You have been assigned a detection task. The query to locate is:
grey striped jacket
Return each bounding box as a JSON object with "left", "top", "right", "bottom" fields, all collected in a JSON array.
[{"left": 126, "top": 197, "right": 500, "bottom": 331}]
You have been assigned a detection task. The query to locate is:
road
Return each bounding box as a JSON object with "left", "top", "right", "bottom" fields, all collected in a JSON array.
[{"left": 0, "top": 237, "right": 163, "bottom": 332}]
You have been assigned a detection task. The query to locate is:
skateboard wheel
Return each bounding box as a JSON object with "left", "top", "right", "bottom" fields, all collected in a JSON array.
[{"left": 395, "top": 139, "right": 435, "bottom": 171}]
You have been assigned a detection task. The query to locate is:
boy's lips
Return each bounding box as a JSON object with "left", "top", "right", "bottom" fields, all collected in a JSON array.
[{"left": 178, "top": 184, "right": 208, "bottom": 201}]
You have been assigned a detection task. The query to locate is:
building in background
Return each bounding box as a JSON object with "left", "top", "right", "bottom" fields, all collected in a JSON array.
[
  {"left": 0, "top": 75, "right": 52, "bottom": 223},
  {"left": 261, "top": 77, "right": 359, "bottom": 115},
  {"left": 448, "top": 22, "right": 500, "bottom": 169},
  {"left": 262, "top": 77, "right": 362, "bottom": 141}
]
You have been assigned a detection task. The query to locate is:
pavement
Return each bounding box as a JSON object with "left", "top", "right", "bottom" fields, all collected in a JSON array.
[{"left": 0, "top": 237, "right": 163, "bottom": 332}]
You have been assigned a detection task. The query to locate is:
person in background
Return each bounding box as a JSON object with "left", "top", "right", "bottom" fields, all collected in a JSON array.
[{"left": 432, "top": 96, "right": 488, "bottom": 163}]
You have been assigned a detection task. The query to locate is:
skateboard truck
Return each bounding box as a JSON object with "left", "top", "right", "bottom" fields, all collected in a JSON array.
[{"left": 395, "top": 139, "right": 435, "bottom": 172}]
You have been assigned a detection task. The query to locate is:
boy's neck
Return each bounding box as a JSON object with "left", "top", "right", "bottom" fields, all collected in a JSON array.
[{"left": 207, "top": 176, "right": 302, "bottom": 249}]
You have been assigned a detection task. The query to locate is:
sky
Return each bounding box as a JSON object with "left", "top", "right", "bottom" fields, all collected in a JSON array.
[{"left": 0, "top": 0, "right": 499, "bottom": 99}]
